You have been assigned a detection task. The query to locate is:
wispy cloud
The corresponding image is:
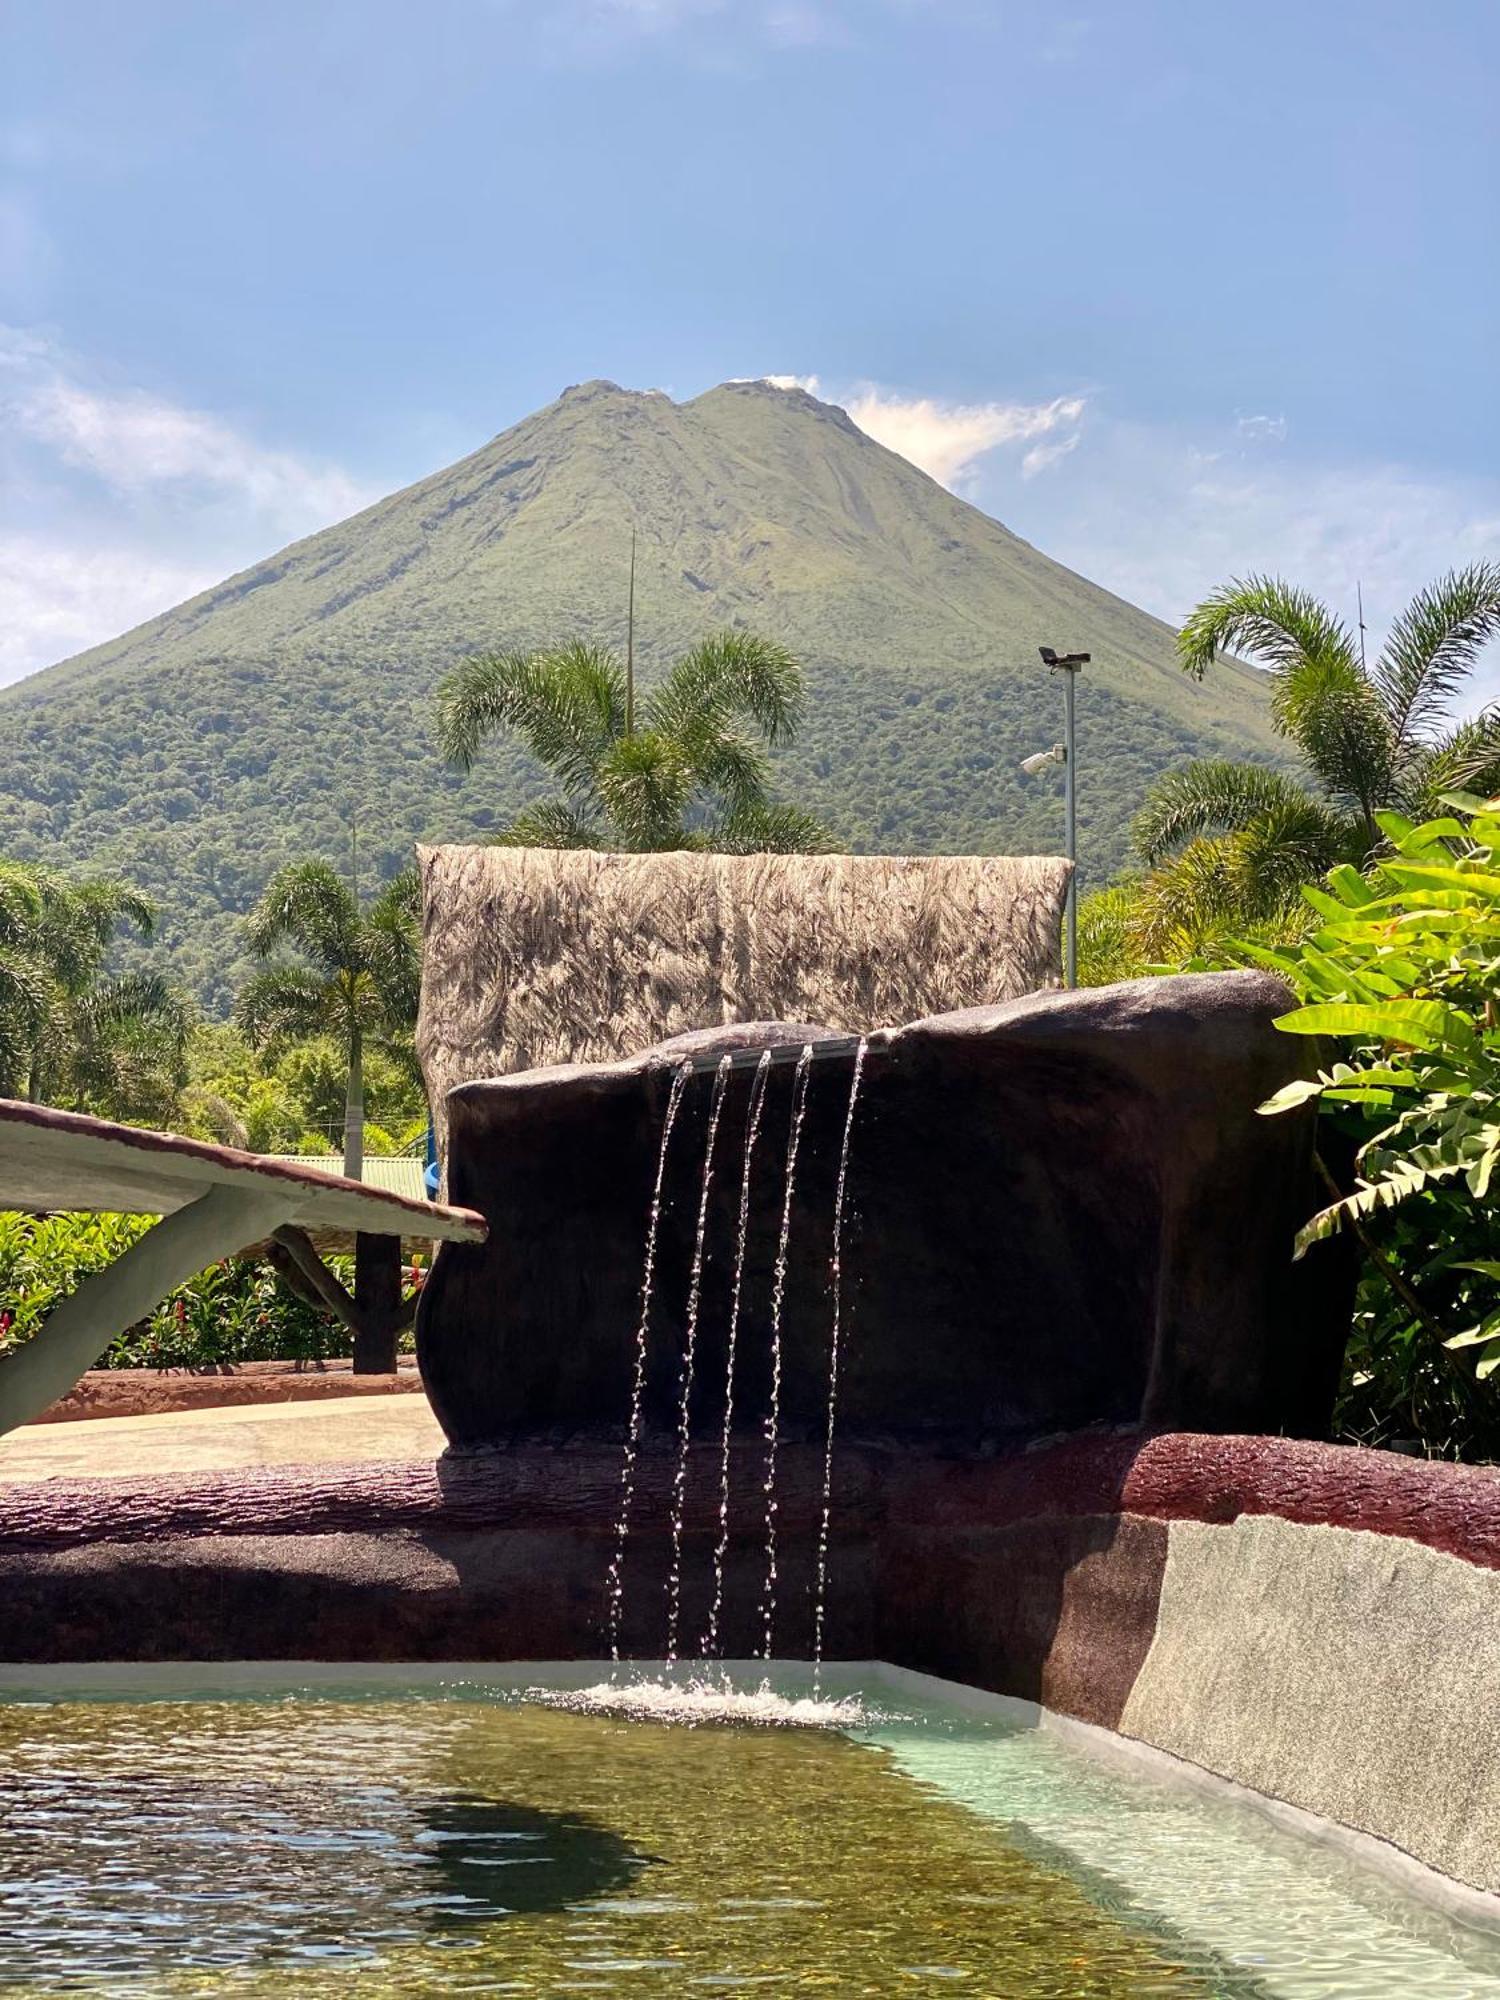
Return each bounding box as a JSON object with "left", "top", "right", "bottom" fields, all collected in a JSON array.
[
  {"left": 844, "top": 387, "right": 1086, "bottom": 490},
  {"left": 0, "top": 535, "right": 215, "bottom": 686},
  {"left": 1021, "top": 432, "right": 1082, "bottom": 479},
  {"left": 972, "top": 413, "right": 1500, "bottom": 707},
  {"left": 533, "top": 0, "right": 860, "bottom": 59},
  {"left": 1235, "top": 412, "right": 1288, "bottom": 444},
  {"left": 6, "top": 334, "right": 370, "bottom": 520},
  {"left": 756, "top": 374, "right": 1088, "bottom": 490},
  {"left": 0, "top": 328, "right": 376, "bottom": 683}
]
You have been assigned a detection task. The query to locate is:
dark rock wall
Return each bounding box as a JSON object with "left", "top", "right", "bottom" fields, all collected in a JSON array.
[{"left": 419, "top": 972, "right": 1353, "bottom": 1450}]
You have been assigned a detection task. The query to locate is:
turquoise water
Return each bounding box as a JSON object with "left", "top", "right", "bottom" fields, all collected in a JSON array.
[{"left": 0, "top": 1664, "right": 1496, "bottom": 1997}]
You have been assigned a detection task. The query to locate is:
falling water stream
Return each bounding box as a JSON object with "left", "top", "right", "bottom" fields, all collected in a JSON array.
[
  {"left": 665, "top": 1054, "right": 732, "bottom": 1668},
  {"left": 812, "top": 1036, "right": 868, "bottom": 1691},
  {"left": 760, "top": 1042, "right": 815, "bottom": 1663},
  {"left": 605, "top": 1061, "right": 691, "bottom": 1665},
  {"left": 579, "top": 1035, "right": 870, "bottom": 1729},
  {"left": 703, "top": 1047, "right": 774, "bottom": 1660}
]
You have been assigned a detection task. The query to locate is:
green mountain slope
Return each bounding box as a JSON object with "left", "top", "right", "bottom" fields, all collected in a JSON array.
[{"left": 2, "top": 378, "right": 1277, "bottom": 1010}]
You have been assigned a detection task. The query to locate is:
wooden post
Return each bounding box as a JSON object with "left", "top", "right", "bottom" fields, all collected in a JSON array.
[{"left": 353, "top": 1232, "right": 404, "bottom": 1374}]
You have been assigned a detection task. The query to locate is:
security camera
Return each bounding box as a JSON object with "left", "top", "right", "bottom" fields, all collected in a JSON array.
[{"left": 1019, "top": 746, "right": 1066, "bottom": 776}]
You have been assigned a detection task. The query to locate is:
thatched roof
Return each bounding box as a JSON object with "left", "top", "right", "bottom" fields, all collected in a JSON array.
[{"left": 416, "top": 847, "right": 1070, "bottom": 1135}]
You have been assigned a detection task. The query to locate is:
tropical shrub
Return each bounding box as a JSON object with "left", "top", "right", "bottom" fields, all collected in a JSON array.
[
  {"left": 0, "top": 1210, "right": 419, "bottom": 1369},
  {"left": 1128, "top": 565, "right": 1500, "bottom": 956},
  {"left": 1253, "top": 796, "right": 1500, "bottom": 1457}
]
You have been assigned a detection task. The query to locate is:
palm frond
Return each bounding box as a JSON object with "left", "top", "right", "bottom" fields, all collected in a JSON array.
[
  {"left": 1233, "top": 793, "right": 1357, "bottom": 907},
  {"left": 363, "top": 869, "right": 423, "bottom": 1031},
  {"left": 234, "top": 964, "right": 337, "bottom": 1049},
  {"left": 686, "top": 726, "right": 774, "bottom": 817},
  {"left": 710, "top": 800, "right": 836, "bottom": 855},
  {"left": 1130, "top": 835, "right": 1252, "bottom": 956},
  {"left": 494, "top": 800, "right": 605, "bottom": 849},
  {"left": 0, "top": 946, "right": 51, "bottom": 1095},
  {"left": 644, "top": 631, "right": 806, "bottom": 748},
  {"left": 595, "top": 732, "right": 694, "bottom": 850},
  {"left": 245, "top": 860, "right": 361, "bottom": 972},
  {"left": 1270, "top": 653, "right": 1394, "bottom": 822},
  {"left": 1371, "top": 563, "right": 1500, "bottom": 748},
  {"left": 436, "top": 644, "right": 624, "bottom": 793},
  {"left": 0, "top": 864, "right": 43, "bottom": 952},
  {"left": 1409, "top": 707, "right": 1500, "bottom": 811},
  {"left": 1132, "top": 759, "right": 1327, "bottom": 863},
  {"left": 1177, "top": 574, "right": 1359, "bottom": 683},
  {"left": 72, "top": 971, "right": 190, "bottom": 1039}
]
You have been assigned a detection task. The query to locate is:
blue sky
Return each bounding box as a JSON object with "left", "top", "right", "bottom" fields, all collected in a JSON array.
[{"left": 3, "top": 0, "right": 1496, "bottom": 691}]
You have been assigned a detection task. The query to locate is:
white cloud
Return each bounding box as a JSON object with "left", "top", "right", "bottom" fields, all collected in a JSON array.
[
  {"left": 12, "top": 365, "right": 369, "bottom": 522},
  {"left": 750, "top": 373, "right": 1088, "bottom": 488},
  {"left": 1021, "top": 432, "right": 1081, "bottom": 479},
  {"left": 0, "top": 328, "right": 377, "bottom": 685},
  {"left": 1236, "top": 412, "right": 1288, "bottom": 444},
  {"left": 0, "top": 535, "right": 216, "bottom": 685},
  {"left": 841, "top": 386, "right": 1086, "bottom": 490}
]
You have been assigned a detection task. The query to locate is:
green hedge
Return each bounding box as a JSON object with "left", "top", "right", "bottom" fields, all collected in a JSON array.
[{"left": 0, "top": 1210, "right": 400, "bottom": 1369}]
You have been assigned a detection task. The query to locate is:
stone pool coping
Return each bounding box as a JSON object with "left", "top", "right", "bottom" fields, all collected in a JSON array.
[{"left": 3, "top": 1654, "right": 1497, "bottom": 1944}]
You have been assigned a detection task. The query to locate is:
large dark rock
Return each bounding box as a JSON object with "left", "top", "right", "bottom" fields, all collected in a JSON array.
[{"left": 417, "top": 972, "right": 1353, "bottom": 1452}]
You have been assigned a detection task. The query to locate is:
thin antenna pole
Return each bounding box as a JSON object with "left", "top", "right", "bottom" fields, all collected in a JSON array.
[
  {"left": 1356, "top": 581, "right": 1367, "bottom": 673},
  {"left": 1062, "top": 666, "right": 1077, "bottom": 989},
  {"left": 349, "top": 809, "right": 359, "bottom": 903},
  {"left": 626, "top": 527, "right": 636, "bottom": 738}
]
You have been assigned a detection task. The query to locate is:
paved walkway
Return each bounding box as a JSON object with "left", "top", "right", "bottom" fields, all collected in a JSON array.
[{"left": 0, "top": 1394, "right": 446, "bottom": 1484}]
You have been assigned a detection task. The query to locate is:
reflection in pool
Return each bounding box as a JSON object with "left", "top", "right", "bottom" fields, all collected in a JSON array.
[{"left": 0, "top": 1671, "right": 1496, "bottom": 1996}]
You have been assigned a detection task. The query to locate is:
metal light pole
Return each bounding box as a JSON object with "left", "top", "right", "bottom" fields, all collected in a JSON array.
[{"left": 1026, "top": 646, "right": 1090, "bottom": 989}]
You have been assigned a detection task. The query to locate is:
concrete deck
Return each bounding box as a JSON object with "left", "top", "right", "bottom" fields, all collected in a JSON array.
[{"left": 0, "top": 1394, "right": 445, "bottom": 1483}]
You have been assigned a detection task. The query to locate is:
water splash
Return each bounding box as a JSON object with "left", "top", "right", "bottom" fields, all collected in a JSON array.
[
  {"left": 703, "top": 1048, "right": 774, "bottom": 1660},
  {"left": 760, "top": 1043, "right": 814, "bottom": 1662},
  {"left": 526, "top": 1676, "right": 874, "bottom": 1732},
  {"left": 605, "top": 1061, "right": 692, "bottom": 1665},
  {"left": 664, "top": 1054, "right": 733, "bottom": 1668},
  {"left": 813, "top": 1037, "right": 868, "bottom": 1692}
]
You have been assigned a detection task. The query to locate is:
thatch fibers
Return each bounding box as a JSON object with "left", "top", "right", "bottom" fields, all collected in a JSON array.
[{"left": 416, "top": 847, "right": 1070, "bottom": 1136}]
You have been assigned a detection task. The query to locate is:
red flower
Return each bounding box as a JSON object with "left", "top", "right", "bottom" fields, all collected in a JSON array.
[{"left": 174, "top": 1298, "right": 187, "bottom": 1325}]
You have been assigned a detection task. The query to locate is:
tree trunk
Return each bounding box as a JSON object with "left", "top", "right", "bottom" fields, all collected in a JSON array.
[
  {"left": 343, "top": 1027, "right": 364, "bottom": 1181},
  {"left": 352, "top": 1232, "right": 403, "bottom": 1374}
]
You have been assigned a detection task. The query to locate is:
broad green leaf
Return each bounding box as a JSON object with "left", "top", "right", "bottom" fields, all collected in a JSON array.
[
  {"left": 1381, "top": 861, "right": 1500, "bottom": 899},
  {"left": 1258, "top": 1079, "right": 1325, "bottom": 1114},
  {"left": 1326, "top": 863, "right": 1376, "bottom": 905},
  {"left": 1273, "top": 1000, "right": 1479, "bottom": 1055},
  {"left": 1445, "top": 1324, "right": 1500, "bottom": 1351}
]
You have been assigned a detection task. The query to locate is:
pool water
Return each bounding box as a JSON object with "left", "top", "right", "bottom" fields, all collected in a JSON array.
[{"left": 1, "top": 1668, "right": 1497, "bottom": 1997}]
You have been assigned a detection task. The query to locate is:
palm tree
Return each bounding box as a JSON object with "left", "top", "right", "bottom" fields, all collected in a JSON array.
[
  {"left": 0, "top": 861, "right": 189, "bottom": 1121},
  {"left": 436, "top": 632, "right": 830, "bottom": 852},
  {"left": 237, "top": 862, "right": 421, "bottom": 1181},
  {"left": 1129, "top": 565, "right": 1500, "bottom": 950}
]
